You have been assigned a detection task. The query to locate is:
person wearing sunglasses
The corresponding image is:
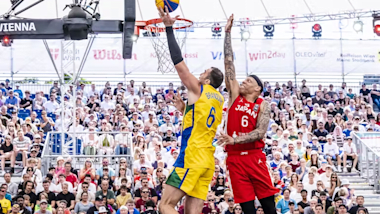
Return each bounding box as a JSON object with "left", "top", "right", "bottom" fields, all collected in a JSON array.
[
  {"left": 232, "top": 204, "right": 242, "bottom": 214},
  {"left": 135, "top": 187, "right": 153, "bottom": 212},
  {"left": 202, "top": 194, "right": 220, "bottom": 214}
]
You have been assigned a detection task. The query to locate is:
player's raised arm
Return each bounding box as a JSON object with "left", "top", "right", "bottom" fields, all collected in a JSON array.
[
  {"left": 158, "top": 6, "right": 201, "bottom": 97},
  {"left": 224, "top": 14, "right": 240, "bottom": 106}
]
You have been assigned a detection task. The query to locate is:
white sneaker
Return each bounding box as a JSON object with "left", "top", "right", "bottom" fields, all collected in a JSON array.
[
  {"left": 338, "top": 166, "right": 342, "bottom": 172},
  {"left": 343, "top": 168, "right": 348, "bottom": 172},
  {"left": 351, "top": 168, "right": 358, "bottom": 173},
  {"left": 0, "top": 171, "right": 5, "bottom": 176}
]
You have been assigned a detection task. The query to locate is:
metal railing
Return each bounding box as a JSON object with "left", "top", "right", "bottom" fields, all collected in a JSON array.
[
  {"left": 40, "top": 131, "right": 135, "bottom": 178},
  {"left": 353, "top": 132, "right": 380, "bottom": 193},
  {"left": 11, "top": 83, "right": 366, "bottom": 95}
]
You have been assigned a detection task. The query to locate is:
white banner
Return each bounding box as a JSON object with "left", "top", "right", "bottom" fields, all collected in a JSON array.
[{"left": 1, "top": 37, "right": 380, "bottom": 79}]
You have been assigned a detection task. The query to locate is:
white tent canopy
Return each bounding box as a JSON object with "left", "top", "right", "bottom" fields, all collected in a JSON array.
[{"left": 1, "top": 0, "right": 380, "bottom": 22}]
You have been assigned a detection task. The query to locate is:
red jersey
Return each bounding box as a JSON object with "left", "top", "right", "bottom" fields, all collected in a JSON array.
[{"left": 226, "top": 95, "right": 265, "bottom": 152}]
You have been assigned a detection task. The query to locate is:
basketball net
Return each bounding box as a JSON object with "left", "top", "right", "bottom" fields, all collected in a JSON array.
[{"left": 145, "top": 19, "right": 192, "bottom": 74}]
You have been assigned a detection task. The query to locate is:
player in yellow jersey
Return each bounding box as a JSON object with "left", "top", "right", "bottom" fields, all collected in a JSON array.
[{"left": 158, "top": 6, "right": 224, "bottom": 214}]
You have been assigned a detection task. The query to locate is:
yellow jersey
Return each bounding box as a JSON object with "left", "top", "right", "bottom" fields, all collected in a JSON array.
[
  {"left": 174, "top": 84, "right": 224, "bottom": 169},
  {"left": 0, "top": 198, "right": 11, "bottom": 214}
]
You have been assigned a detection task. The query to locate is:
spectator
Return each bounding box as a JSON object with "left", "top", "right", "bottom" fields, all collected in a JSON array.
[
  {"left": 76, "top": 181, "right": 96, "bottom": 202},
  {"left": 18, "top": 180, "right": 37, "bottom": 209},
  {"left": 5, "top": 90, "right": 19, "bottom": 110},
  {"left": 3, "top": 172, "right": 18, "bottom": 198},
  {"left": 37, "top": 180, "right": 56, "bottom": 208},
  {"left": 40, "top": 111, "right": 55, "bottom": 133},
  {"left": 0, "top": 135, "right": 15, "bottom": 174},
  {"left": 87, "top": 196, "right": 111, "bottom": 214},
  {"left": 289, "top": 182, "right": 303, "bottom": 203},
  {"left": 62, "top": 162, "right": 78, "bottom": 189},
  {"left": 20, "top": 90, "right": 33, "bottom": 109},
  {"left": 0, "top": 185, "right": 11, "bottom": 214},
  {"left": 221, "top": 197, "right": 234, "bottom": 214},
  {"left": 296, "top": 159, "right": 309, "bottom": 182},
  {"left": 16, "top": 195, "right": 32, "bottom": 214},
  {"left": 96, "top": 158, "right": 116, "bottom": 181},
  {"left": 324, "top": 135, "right": 342, "bottom": 172},
  {"left": 55, "top": 182, "right": 75, "bottom": 210},
  {"left": 74, "top": 192, "right": 94, "bottom": 213},
  {"left": 135, "top": 187, "right": 152, "bottom": 212},
  {"left": 348, "top": 196, "right": 366, "bottom": 214},
  {"left": 79, "top": 159, "right": 96, "bottom": 183},
  {"left": 95, "top": 180, "right": 115, "bottom": 206},
  {"left": 303, "top": 172, "right": 317, "bottom": 199},
  {"left": 276, "top": 189, "right": 297, "bottom": 214},
  {"left": 116, "top": 185, "right": 132, "bottom": 208},
  {"left": 43, "top": 94, "right": 59, "bottom": 113},
  {"left": 342, "top": 136, "right": 358, "bottom": 172}
]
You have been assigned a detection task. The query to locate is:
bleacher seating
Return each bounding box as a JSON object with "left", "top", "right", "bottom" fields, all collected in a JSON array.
[{"left": 17, "top": 109, "right": 30, "bottom": 120}]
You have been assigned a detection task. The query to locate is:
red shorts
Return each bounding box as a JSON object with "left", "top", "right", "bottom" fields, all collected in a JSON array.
[{"left": 226, "top": 149, "right": 278, "bottom": 203}]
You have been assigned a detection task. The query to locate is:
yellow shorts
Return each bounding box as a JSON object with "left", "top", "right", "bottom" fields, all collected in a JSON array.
[{"left": 166, "top": 167, "right": 214, "bottom": 200}]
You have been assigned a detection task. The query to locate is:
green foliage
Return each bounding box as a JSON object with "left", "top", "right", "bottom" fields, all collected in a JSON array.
[{"left": 15, "top": 78, "right": 39, "bottom": 84}]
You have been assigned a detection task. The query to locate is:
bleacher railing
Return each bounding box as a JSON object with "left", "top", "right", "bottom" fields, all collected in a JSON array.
[
  {"left": 41, "top": 131, "right": 134, "bottom": 179},
  {"left": 14, "top": 83, "right": 364, "bottom": 95},
  {"left": 353, "top": 132, "right": 380, "bottom": 193}
]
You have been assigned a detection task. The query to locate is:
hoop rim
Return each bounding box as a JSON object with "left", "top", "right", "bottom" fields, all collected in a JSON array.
[{"left": 144, "top": 18, "right": 193, "bottom": 33}]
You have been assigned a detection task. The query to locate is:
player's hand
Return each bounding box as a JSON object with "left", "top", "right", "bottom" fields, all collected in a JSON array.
[
  {"left": 158, "top": 6, "right": 179, "bottom": 27},
  {"left": 216, "top": 133, "right": 234, "bottom": 146},
  {"left": 225, "top": 14, "right": 234, "bottom": 32},
  {"left": 168, "top": 92, "right": 185, "bottom": 113}
]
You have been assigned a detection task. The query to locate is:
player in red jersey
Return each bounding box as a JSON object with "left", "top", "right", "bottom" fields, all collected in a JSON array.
[{"left": 216, "top": 14, "right": 278, "bottom": 214}]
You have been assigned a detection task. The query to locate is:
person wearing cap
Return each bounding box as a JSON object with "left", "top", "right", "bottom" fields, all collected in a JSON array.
[
  {"left": 342, "top": 136, "right": 358, "bottom": 173},
  {"left": 162, "top": 127, "right": 177, "bottom": 143},
  {"left": 34, "top": 199, "right": 52, "bottom": 214},
  {"left": 337, "top": 204, "right": 349, "bottom": 214},
  {"left": 366, "top": 116, "right": 380, "bottom": 132},
  {"left": 87, "top": 196, "right": 111, "bottom": 214},
  {"left": 11, "top": 203, "right": 21, "bottom": 214},
  {"left": 220, "top": 197, "right": 235, "bottom": 214},
  {"left": 324, "top": 135, "right": 342, "bottom": 172}
]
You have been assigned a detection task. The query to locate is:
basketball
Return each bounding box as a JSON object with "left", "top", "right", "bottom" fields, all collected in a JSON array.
[{"left": 156, "top": 0, "right": 179, "bottom": 13}]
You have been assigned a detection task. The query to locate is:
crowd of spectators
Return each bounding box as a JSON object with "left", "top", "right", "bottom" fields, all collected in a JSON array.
[{"left": 0, "top": 78, "right": 379, "bottom": 214}]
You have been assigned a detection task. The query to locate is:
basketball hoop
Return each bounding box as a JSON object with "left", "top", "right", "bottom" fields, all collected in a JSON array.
[{"left": 141, "top": 18, "right": 193, "bottom": 74}]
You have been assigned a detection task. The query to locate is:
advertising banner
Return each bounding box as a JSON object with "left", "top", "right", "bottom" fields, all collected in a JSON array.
[{"left": 1, "top": 37, "right": 380, "bottom": 81}]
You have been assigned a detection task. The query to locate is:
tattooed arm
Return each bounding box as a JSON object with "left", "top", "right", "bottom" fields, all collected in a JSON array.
[
  {"left": 224, "top": 14, "right": 240, "bottom": 107},
  {"left": 235, "top": 101, "right": 271, "bottom": 144}
]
